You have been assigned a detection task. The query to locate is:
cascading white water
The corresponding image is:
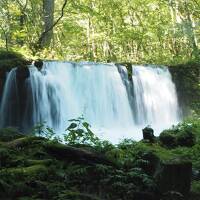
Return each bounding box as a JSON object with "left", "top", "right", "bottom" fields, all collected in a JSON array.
[
  {"left": 0, "top": 62, "right": 180, "bottom": 143},
  {"left": 0, "top": 68, "right": 19, "bottom": 128},
  {"left": 132, "top": 66, "right": 180, "bottom": 134},
  {"left": 27, "top": 62, "right": 135, "bottom": 142}
]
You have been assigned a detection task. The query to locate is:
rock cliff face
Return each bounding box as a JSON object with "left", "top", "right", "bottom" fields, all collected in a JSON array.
[
  {"left": 0, "top": 51, "right": 31, "bottom": 101},
  {"left": 169, "top": 63, "right": 200, "bottom": 116},
  {"left": 0, "top": 68, "right": 6, "bottom": 98}
]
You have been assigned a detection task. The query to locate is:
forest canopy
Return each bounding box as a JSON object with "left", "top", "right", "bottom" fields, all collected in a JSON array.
[{"left": 0, "top": 0, "right": 199, "bottom": 64}]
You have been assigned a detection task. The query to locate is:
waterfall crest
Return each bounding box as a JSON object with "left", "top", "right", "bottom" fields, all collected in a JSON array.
[{"left": 0, "top": 62, "right": 180, "bottom": 142}]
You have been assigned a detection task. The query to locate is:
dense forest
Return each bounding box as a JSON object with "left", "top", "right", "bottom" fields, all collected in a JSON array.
[
  {"left": 0, "top": 0, "right": 199, "bottom": 64},
  {"left": 0, "top": 0, "right": 200, "bottom": 200}
]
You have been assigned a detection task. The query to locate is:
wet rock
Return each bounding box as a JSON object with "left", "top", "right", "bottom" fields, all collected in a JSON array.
[
  {"left": 116, "top": 62, "right": 133, "bottom": 80},
  {"left": 192, "top": 169, "right": 200, "bottom": 181},
  {"left": 0, "top": 51, "right": 30, "bottom": 103},
  {"left": 0, "top": 68, "right": 6, "bottom": 98},
  {"left": 159, "top": 130, "right": 177, "bottom": 148},
  {"left": 15, "top": 66, "right": 30, "bottom": 130},
  {"left": 7, "top": 136, "right": 47, "bottom": 149},
  {"left": 16, "top": 66, "right": 30, "bottom": 80},
  {"left": 143, "top": 126, "right": 155, "bottom": 142},
  {"left": 34, "top": 59, "right": 43, "bottom": 70}
]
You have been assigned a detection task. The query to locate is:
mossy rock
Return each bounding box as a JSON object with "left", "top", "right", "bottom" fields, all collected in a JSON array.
[
  {"left": 0, "top": 164, "right": 50, "bottom": 198},
  {"left": 0, "top": 50, "right": 30, "bottom": 71},
  {"left": 0, "top": 180, "right": 32, "bottom": 199},
  {"left": 58, "top": 190, "right": 100, "bottom": 200},
  {"left": 17, "top": 198, "right": 43, "bottom": 200},
  {"left": 0, "top": 50, "right": 24, "bottom": 60},
  {"left": 7, "top": 136, "right": 47, "bottom": 149},
  {"left": 176, "top": 130, "right": 196, "bottom": 147},
  {"left": 159, "top": 130, "right": 177, "bottom": 148},
  {"left": 26, "top": 159, "right": 53, "bottom": 166},
  {"left": 159, "top": 127, "right": 196, "bottom": 148},
  {"left": 44, "top": 142, "right": 113, "bottom": 165},
  {"left": 0, "top": 127, "right": 25, "bottom": 142},
  {"left": 0, "top": 147, "right": 16, "bottom": 167},
  {"left": 169, "top": 62, "right": 200, "bottom": 115},
  {"left": 0, "top": 164, "right": 49, "bottom": 180}
]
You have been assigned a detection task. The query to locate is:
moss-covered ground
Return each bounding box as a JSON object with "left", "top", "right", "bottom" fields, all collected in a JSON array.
[{"left": 0, "top": 117, "right": 200, "bottom": 200}]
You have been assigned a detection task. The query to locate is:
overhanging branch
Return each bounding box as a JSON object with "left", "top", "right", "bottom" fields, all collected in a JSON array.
[{"left": 38, "top": 0, "right": 68, "bottom": 48}]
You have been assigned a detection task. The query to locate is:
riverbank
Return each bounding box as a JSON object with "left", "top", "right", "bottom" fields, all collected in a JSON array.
[{"left": 0, "top": 117, "right": 200, "bottom": 200}]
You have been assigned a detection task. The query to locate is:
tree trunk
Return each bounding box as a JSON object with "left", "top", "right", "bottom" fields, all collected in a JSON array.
[
  {"left": 41, "top": 0, "right": 54, "bottom": 48},
  {"left": 183, "top": 0, "right": 199, "bottom": 57}
]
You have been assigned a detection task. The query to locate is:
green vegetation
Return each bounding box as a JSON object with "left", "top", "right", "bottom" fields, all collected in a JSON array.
[
  {"left": 0, "top": 117, "right": 200, "bottom": 199},
  {"left": 64, "top": 117, "right": 100, "bottom": 146},
  {"left": 0, "top": 50, "right": 30, "bottom": 72},
  {"left": 0, "top": 0, "right": 199, "bottom": 64},
  {"left": 0, "top": 1, "right": 199, "bottom": 199},
  {"left": 169, "top": 62, "right": 200, "bottom": 115}
]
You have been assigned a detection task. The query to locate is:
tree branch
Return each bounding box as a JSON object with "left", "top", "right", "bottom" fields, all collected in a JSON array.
[
  {"left": 15, "top": 0, "right": 28, "bottom": 11},
  {"left": 38, "top": 0, "right": 68, "bottom": 48}
]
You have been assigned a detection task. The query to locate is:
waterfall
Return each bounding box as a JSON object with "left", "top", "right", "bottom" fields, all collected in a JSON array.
[
  {"left": 0, "top": 62, "right": 180, "bottom": 142},
  {"left": 0, "top": 68, "right": 20, "bottom": 128},
  {"left": 132, "top": 66, "right": 180, "bottom": 132}
]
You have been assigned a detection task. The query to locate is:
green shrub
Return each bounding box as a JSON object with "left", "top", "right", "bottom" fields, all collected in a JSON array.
[
  {"left": 64, "top": 117, "right": 100, "bottom": 146},
  {"left": 159, "top": 130, "right": 177, "bottom": 148},
  {"left": 191, "top": 181, "right": 200, "bottom": 194},
  {"left": 177, "top": 129, "right": 195, "bottom": 147},
  {"left": 159, "top": 118, "right": 199, "bottom": 148},
  {"left": 31, "top": 122, "right": 56, "bottom": 140}
]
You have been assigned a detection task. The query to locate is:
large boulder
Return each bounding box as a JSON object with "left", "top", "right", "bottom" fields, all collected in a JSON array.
[
  {"left": 143, "top": 126, "right": 155, "bottom": 143},
  {"left": 44, "top": 142, "right": 114, "bottom": 166},
  {"left": 34, "top": 59, "right": 43, "bottom": 70},
  {"left": 159, "top": 130, "right": 177, "bottom": 148}
]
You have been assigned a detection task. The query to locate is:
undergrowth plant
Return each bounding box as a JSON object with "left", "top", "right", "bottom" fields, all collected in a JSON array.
[{"left": 64, "top": 117, "right": 100, "bottom": 146}]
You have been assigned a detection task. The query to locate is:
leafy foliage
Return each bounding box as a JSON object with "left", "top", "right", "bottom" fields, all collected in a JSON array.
[
  {"left": 0, "top": 117, "right": 200, "bottom": 199},
  {"left": 159, "top": 118, "right": 200, "bottom": 148},
  {"left": 31, "top": 122, "right": 56, "bottom": 140},
  {"left": 0, "top": 0, "right": 199, "bottom": 64},
  {"left": 64, "top": 117, "right": 100, "bottom": 146}
]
